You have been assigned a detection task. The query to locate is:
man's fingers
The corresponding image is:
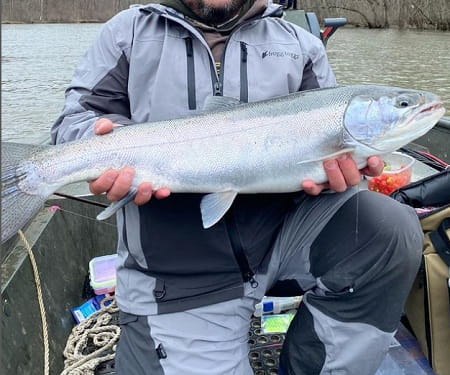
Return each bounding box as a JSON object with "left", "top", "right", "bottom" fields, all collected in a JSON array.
[
  {"left": 133, "top": 182, "right": 153, "bottom": 205},
  {"left": 154, "top": 187, "right": 171, "bottom": 199},
  {"left": 323, "top": 159, "right": 347, "bottom": 192},
  {"left": 302, "top": 154, "right": 382, "bottom": 196},
  {"left": 94, "top": 118, "right": 114, "bottom": 135},
  {"left": 106, "top": 168, "right": 135, "bottom": 201},
  {"left": 336, "top": 154, "right": 361, "bottom": 187},
  {"left": 361, "top": 156, "right": 383, "bottom": 177},
  {"left": 89, "top": 167, "right": 169, "bottom": 205},
  {"left": 89, "top": 169, "right": 119, "bottom": 195},
  {"left": 301, "top": 179, "right": 326, "bottom": 195},
  {"left": 133, "top": 185, "right": 170, "bottom": 205}
]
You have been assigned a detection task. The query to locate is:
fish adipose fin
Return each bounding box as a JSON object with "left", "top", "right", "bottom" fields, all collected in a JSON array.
[
  {"left": 200, "top": 190, "right": 238, "bottom": 228},
  {"left": 296, "top": 148, "right": 355, "bottom": 165},
  {"left": 96, "top": 188, "right": 138, "bottom": 220},
  {"left": 1, "top": 142, "right": 50, "bottom": 243}
]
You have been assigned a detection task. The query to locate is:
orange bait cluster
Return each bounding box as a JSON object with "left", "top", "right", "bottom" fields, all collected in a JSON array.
[{"left": 367, "top": 165, "right": 412, "bottom": 195}]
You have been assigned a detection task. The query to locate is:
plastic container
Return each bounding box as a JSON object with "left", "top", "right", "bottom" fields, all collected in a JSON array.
[
  {"left": 89, "top": 254, "right": 118, "bottom": 295},
  {"left": 70, "top": 294, "right": 113, "bottom": 323},
  {"left": 366, "top": 152, "right": 415, "bottom": 195},
  {"left": 254, "top": 296, "right": 302, "bottom": 317},
  {"left": 261, "top": 313, "right": 296, "bottom": 334}
]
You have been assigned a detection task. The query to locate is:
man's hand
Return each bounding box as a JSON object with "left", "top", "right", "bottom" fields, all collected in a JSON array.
[
  {"left": 301, "top": 154, "right": 383, "bottom": 195},
  {"left": 89, "top": 118, "right": 171, "bottom": 205}
]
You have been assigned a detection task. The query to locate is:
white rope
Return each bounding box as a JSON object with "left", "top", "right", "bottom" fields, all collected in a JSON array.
[
  {"left": 18, "top": 229, "right": 50, "bottom": 375},
  {"left": 61, "top": 296, "right": 120, "bottom": 375},
  {"left": 18, "top": 212, "right": 118, "bottom": 375}
]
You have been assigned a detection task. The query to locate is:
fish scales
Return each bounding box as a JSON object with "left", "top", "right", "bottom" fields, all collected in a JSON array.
[
  {"left": 1, "top": 85, "right": 445, "bottom": 242},
  {"left": 27, "top": 87, "right": 350, "bottom": 194}
]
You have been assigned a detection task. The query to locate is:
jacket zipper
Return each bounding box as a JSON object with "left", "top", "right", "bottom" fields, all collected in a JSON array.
[
  {"left": 240, "top": 41, "right": 249, "bottom": 102},
  {"left": 213, "top": 34, "right": 256, "bottom": 285},
  {"left": 216, "top": 21, "right": 252, "bottom": 97},
  {"left": 225, "top": 209, "right": 259, "bottom": 288}
]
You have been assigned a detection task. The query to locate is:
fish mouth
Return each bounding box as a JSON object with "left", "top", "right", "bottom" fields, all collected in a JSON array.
[
  {"left": 411, "top": 100, "right": 444, "bottom": 121},
  {"left": 399, "top": 100, "right": 445, "bottom": 133},
  {"left": 365, "top": 100, "right": 445, "bottom": 154}
]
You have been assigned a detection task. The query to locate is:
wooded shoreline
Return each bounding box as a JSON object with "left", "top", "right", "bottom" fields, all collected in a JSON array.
[{"left": 2, "top": 0, "right": 449, "bottom": 31}]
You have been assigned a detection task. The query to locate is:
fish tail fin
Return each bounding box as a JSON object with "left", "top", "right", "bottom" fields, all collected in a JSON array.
[{"left": 2, "top": 142, "right": 50, "bottom": 243}]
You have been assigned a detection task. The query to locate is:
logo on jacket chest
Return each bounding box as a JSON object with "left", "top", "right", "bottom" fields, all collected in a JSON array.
[{"left": 261, "top": 50, "right": 300, "bottom": 60}]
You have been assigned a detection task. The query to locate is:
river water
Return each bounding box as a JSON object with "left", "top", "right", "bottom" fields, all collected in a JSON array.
[{"left": 1, "top": 24, "right": 450, "bottom": 143}]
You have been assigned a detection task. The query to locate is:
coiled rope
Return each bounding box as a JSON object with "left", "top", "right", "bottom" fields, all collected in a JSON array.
[{"left": 61, "top": 296, "right": 120, "bottom": 375}]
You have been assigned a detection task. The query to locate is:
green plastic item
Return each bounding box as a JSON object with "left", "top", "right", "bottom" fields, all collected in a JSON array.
[{"left": 261, "top": 313, "right": 296, "bottom": 334}]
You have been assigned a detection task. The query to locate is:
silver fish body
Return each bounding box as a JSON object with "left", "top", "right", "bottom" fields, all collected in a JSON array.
[{"left": 1, "top": 85, "right": 445, "bottom": 243}]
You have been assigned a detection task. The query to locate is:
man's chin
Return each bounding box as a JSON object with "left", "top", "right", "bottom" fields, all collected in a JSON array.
[{"left": 184, "top": 0, "right": 247, "bottom": 25}]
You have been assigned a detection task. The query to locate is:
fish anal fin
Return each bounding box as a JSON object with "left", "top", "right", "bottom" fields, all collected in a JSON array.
[{"left": 200, "top": 190, "right": 238, "bottom": 229}]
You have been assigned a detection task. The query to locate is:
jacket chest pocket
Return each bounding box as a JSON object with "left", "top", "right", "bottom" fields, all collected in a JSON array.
[{"left": 222, "top": 41, "right": 303, "bottom": 101}]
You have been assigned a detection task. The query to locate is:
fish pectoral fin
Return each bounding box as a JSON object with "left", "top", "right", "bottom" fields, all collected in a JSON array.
[
  {"left": 96, "top": 188, "right": 137, "bottom": 220},
  {"left": 200, "top": 190, "right": 238, "bottom": 229},
  {"left": 203, "top": 96, "right": 242, "bottom": 112},
  {"left": 296, "top": 148, "right": 355, "bottom": 165}
]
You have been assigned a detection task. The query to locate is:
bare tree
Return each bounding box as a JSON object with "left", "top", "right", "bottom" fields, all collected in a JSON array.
[{"left": 302, "top": 0, "right": 449, "bottom": 30}]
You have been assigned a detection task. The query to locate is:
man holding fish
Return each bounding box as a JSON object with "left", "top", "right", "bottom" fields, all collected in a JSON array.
[{"left": 50, "top": 0, "right": 426, "bottom": 374}]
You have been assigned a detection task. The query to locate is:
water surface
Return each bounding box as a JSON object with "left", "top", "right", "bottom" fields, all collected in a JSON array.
[{"left": 1, "top": 24, "right": 449, "bottom": 143}]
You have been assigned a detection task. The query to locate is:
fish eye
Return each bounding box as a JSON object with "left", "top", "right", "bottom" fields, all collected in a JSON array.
[{"left": 394, "top": 94, "right": 419, "bottom": 109}]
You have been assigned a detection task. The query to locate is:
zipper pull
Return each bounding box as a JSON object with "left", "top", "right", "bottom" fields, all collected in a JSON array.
[
  {"left": 153, "top": 279, "right": 166, "bottom": 300},
  {"left": 249, "top": 276, "right": 259, "bottom": 288},
  {"left": 244, "top": 272, "right": 258, "bottom": 288},
  {"left": 214, "top": 81, "right": 222, "bottom": 96},
  {"left": 156, "top": 343, "right": 167, "bottom": 359}
]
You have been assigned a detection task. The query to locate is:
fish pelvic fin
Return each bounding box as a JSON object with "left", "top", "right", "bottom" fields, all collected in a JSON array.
[
  {"left": 1, "top": 142, "right": 50, "bottom": 243},
  {"left": 200, "top": 190, "right": 238, "bottom": 229},
  {"left": 96, "top": 188, "right": 138, "bottom": 221}
]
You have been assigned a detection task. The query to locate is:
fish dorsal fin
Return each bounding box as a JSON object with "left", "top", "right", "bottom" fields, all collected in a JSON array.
[
  {"left": 296, "top": 148, "right": 355, "bottom": 165},
  {"left": 203, "top": 96, "right": 242, "bottom": 112},
  {"left": 96, "top": 188, "right": 137, "bottom": 220},
  {"left": 200, "top": 190, "right": 238, "bottom": 228}
]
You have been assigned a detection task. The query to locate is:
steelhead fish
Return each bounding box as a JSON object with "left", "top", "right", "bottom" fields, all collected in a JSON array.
[{"left": 1, "top": 85, "right": 445, "bottom": 243}]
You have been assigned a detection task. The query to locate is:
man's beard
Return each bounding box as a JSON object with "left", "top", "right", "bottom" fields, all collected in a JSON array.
[{"left": 186, "top": 0, "right": 248, "bottom": 25}]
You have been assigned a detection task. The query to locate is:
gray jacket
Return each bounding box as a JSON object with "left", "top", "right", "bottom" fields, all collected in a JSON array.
[{"left": 51, "top": 2, "right": 336, "bottom": 315}]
